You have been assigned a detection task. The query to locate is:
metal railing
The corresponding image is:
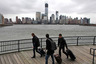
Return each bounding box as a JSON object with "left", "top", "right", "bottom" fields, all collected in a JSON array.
[
  {"left": 0, "top": 36, "right": 96, "bottom": 54},
  {"left": 90, "top": 48, "right": 96, "bottom": 64}
]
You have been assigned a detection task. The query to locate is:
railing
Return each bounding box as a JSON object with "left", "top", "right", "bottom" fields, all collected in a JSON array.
[
  {"left": 90, "top": 48, "right": 96, "bottom": 64},
  {"left": 0, "top": 36, "right": 96, "bottom": 54}
]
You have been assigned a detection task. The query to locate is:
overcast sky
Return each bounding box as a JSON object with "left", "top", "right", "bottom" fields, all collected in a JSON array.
[{"left": 0, "top": 0, "right": 96, "bottom": 23}]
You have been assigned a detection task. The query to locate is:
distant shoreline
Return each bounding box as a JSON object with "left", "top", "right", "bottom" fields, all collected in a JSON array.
[
  {"left": 0, "top": 24, "right": 96, "bottom": 27},
  {"left": 14, "top": 23, "right": 96, "bottom": 26},
  {"left": 80, "top": 24, "right": 96, "bottom": 26},
  {"left": 0, "top": 24, "right": 13, "bottom": 27}
]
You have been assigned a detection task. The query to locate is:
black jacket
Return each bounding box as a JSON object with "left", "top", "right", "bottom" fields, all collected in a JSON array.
[
  {"left": 32, "top": 35, "right": 39, "bottom": 47},
  {"left": 46, "top": 38, "right": 54, "bottom": 55},
  {"left": 58, "top": 37, "right": 68, "bottom": 48}
]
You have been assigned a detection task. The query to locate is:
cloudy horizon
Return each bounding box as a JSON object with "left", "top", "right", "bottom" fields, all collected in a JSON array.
[{"left": 0, "top": 0, "right": 96, "bottom": 23}]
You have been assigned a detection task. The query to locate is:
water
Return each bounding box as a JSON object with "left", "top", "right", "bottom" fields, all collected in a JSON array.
[{"left": 0, "top": 24, "right": 96, "bottom": 41}]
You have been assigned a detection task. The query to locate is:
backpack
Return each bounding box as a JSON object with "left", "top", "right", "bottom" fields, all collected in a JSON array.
[{"left": 48, "top": 39, "right": 57, "bottom": 50}]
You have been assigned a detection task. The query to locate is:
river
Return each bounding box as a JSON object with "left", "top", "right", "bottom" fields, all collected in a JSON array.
[{"left": 0, "top": 24, "right": 96, "bottom": 41}]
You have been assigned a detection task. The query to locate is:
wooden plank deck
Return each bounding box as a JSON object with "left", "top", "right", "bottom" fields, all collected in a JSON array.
[{"left": 0, "top": 45, "right": 96, "bottom": 64}]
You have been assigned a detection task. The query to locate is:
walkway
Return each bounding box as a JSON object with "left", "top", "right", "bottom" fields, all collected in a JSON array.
[{"left": 0, "top": 45, "right": 96, "bottom": 64}]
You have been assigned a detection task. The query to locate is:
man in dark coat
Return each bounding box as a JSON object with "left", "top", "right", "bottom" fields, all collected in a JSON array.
[
  {"left": 31, "top": 33, "right": 41, "bottom": 58},
  {"left": 58, "top": 34, "right": 68, "bottom": 58},
  {"left": 45, "top": 34, "right": 55, "bottom": 64}
]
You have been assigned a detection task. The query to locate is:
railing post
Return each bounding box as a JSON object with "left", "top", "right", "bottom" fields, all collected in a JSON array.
[
  {"left": 18, "top": 40, "right": 20, "bottom": 52},
  {"left": 41, "top": 38, "right": 42, "bottom": 49},
  {"left": 93, "top": 36, "right": 95, "bottom": 45},
  {"left": 92, "top": 49, "right": 95, "bottom": 64},
  {"left": 1, "top": 42, "right": 2, "bottom": 52},
  {"left": 90, "top": 48, "right": 92, "bottom": 54},
  {"left": 77, "top": 37, "right": 79, "bottom": 46}
]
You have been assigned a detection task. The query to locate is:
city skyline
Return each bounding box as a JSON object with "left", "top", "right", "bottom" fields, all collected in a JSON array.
[{"left": 0, "top": 0, "right": 96, "bottom": 23}]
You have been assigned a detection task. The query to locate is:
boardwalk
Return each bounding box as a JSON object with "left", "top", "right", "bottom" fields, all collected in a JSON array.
[{"left": 0, "top": 45, "right": 96, "bottom": 64}]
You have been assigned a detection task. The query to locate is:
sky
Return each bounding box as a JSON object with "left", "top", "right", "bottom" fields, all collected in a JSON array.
[{"left": 0, "top": 0, "right": 96, "bottom": 23}]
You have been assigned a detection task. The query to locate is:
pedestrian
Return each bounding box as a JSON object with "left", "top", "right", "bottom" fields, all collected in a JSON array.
[
  {"left": 45, "top": 34, "right": 55, "bottom": 64},
  {"left": 58, "top": 34, "right": 68, "bottom": 58},
  {"left": 31, "top": 33, "right": 42, "bottom": 58}
]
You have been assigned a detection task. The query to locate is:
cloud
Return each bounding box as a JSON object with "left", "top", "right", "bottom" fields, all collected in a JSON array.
[
  {"left": 0, "top": 0, "right": 96, "bottom": 23},
  {"left": 71, "top": 0, "right": 96, "bottom": 14},
  {"left": 0, "top": 0, "right": 39, "bottom": 14},
  {"left": 1, "top": 0, "right": 96, "bottom": 14},
  {"left": 49, "top": 0, "right": 96, "bottom": 15}
]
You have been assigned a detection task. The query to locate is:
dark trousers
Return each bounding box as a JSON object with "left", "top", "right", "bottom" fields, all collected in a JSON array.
[
  {"left": 45, "top": 54, "right": 55, "bottom": 64},
  {"left": 59, "top": 46, "right": 68, "bottom": 57},
  {"left": 33, "top": 44, "right": 41, "bottom": 57}
]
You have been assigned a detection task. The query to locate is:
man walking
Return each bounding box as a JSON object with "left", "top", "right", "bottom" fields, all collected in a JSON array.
[
  {"left": 58, "top": 34, "right": 68, "bottom": 58},
  {"left": 45, "top": 34, "right": 55, "bottom": 64},
  {"left": 31, "top": 33, "right": 41, "bottom": 58}
]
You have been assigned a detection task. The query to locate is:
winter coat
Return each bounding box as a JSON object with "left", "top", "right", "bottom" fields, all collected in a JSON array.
[
  {"left": 46, "top": 38, "right": 54, "bottom": 55},
  {"left": 58, "top": 37, "right": 68, "bottom": 48},
  {"left": 32, "top": 35, "right": 40, "bottom": 47}
]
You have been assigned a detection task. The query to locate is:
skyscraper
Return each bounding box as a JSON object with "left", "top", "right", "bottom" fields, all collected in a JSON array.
[
  {"left": 22, "top": 17, "right": 26, "bottom": 24},
  {"left": 56, "top": 11, "right": 59, "bottom": 24},
  {"left": 16, "top": 16, "right": 18, "bottom": 24},
  {"left": 0, "top": 14, "right": 2, "bottom": 24},
  {"left": 45, "top": 3, "right": 48, "bottom": 23},
  {"left": 36, "top": 12, "right": 41, "bottom": 22},
  {"left": 0, "top": 14, "right": 4, "bottom": 24},
  {"left": 9, "top": 18, "right": 12, "bottom": 23},
  {"left": 51, "top": 14, "right": 55, "bottom": 24},
  {"left": 4, "top": 18, "right": 9, "bottom": 24}
]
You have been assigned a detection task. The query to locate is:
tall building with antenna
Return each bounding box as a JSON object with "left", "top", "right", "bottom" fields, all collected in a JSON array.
[
  {"left": 45, "top": 3, "right": 48, "bottom": 23},
  {"left": 56, "top": 11, "right": 59, "bottom": 24}
]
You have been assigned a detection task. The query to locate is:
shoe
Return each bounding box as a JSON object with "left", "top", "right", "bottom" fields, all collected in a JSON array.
[{"left": 31, "top": 56, "right": 35, "bottom": 58}]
